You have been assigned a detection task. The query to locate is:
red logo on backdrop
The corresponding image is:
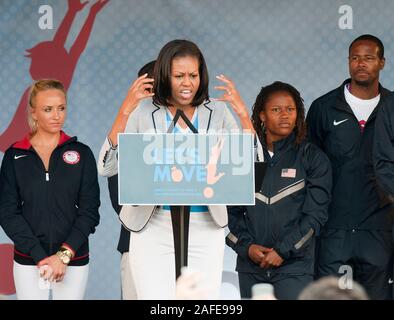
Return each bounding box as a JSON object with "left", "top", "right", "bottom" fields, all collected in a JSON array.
[
  {"left": 63, "top": 151, "right": 80, "bottom": 165},
  {"left": 0, "top": 0, "right": 109, "bottom": 153}
]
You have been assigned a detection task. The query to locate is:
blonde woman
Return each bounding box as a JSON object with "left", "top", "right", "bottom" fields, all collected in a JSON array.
[{"left": 0, "top": 79, "right": 100, "bottom": 300}]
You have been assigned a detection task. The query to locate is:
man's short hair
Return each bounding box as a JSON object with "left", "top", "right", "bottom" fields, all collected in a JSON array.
[{"left": 349, "top": 34, "right": 384, "bottom": 59}]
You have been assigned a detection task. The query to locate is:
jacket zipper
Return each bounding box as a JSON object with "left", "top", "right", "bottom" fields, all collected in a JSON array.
[
  {"left": 31, "top": 148, "right": 53, "bottom": 255},
  {"left": 47, "top": 149, "right": 57, "bottom": 255}
]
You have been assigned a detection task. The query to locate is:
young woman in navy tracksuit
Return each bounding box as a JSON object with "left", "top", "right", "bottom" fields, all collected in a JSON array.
[
  {"left": 226, "top": 82, "right": 332, "bottom": 300},
  {"left": 0, "top": 79, "right": 100, "bottom": 300}
]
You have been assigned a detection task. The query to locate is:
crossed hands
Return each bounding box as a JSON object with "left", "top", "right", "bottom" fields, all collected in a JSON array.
[
  {"left": 37, "top": 255, "right": 67, "bottom": 283},
  {"left": 248, "top": 244, "right": 284, "bottom": 269}
]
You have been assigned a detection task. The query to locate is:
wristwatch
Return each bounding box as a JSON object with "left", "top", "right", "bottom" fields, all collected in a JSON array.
[{"left": 56, "top": 247, "right": 73, "bottom": 265}]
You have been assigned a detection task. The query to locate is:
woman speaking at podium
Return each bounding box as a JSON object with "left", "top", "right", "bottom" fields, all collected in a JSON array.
[{"left": 97, "top": 39, "right": 253, "bottom": 299}]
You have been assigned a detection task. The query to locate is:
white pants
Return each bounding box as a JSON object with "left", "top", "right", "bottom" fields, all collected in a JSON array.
[
  {"left": 130, "top": 210, "right": 225, "bottom": 299},
  {"left": 13, "top": 262, "right": 89, "bottom": 300},
  {"left": 120, "top": 252, "right": 137, "bottom": 300}
]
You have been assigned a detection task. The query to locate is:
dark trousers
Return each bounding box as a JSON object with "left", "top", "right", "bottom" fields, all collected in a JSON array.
[
  {"left": 317, "top": 229, "right": 393, "bottom": 300},
  {"left": 238, "top": 271, "right": 313, "bottom": 300}
]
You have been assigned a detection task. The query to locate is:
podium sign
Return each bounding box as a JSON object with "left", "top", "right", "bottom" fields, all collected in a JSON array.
[{"left": 118, "top": 133, "right": 255, "bottom": 205}]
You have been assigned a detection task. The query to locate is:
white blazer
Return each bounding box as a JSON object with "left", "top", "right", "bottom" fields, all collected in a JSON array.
[{"left": 97, "top": 99, "right": 239, "bottom": 232}]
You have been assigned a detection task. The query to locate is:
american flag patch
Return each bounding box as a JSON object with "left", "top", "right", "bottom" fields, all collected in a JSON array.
[{"left": 281, "top": 168, "right": 296, "bottom": 178}]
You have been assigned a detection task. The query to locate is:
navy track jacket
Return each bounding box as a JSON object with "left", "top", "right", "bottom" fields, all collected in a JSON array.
[
  {"left": 307, "top": 79, "right": 393, "bottom": 231},
  {"left": 0, "top": 132, "right": 100, "bottom": 266},
  {"left": 374, "top": 92, "right": 394, "bottom": 200},
  {"left": 226, "top": 133, "right": 332, "bottom": 274}
]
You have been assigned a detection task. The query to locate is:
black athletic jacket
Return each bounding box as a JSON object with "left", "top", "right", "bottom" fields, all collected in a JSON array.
[
  {"left": 0, "top": 132, "right": 100, "bottom": 266},
  {"left": 374, "top": 92, "right": 394, "bottom": 201},
  {"left": 307, "top": 79, "right": 393, "bottom": 231},
  {"left": 226, "top": 133, "right": 332, "bottom": 274}
]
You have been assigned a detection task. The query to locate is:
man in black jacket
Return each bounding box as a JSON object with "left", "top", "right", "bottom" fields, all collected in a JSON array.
[
  {"left": 374, "top": 93, "right": 394, "bottom": 201},
  {"left": 307, "top": 34, "right": 393, "bottom": 300},
  {"left": 373, "top": 92, "right": 394, "bottom": 298}
]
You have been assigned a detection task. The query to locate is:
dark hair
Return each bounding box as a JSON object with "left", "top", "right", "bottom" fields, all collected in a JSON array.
[
  {"left": 153, "top": 39, "right": 209, "bottom": 107},
  {"left": 349, "top": 34, "right": 385, "bottom": 59},
  {"left": 251, "top": 81, "right": 306, "bottom": 145},
  {"left": 138, "top": 60, "right": 156, "bottom": 77}
]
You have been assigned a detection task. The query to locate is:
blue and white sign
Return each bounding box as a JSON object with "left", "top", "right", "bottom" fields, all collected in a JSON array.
[{"left": 118, "top": 133, "right": 254, "bottom": 205}]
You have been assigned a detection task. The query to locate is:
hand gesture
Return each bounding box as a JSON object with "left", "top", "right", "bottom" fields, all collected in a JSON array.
[
  {"left": 260, "top": 250, "right": 284, "bottom": 269},
  {"left": 68, "top": 0, "right": 89, "bottom": 12},
  {"left": 248, "top": 244, "right": 273, "bottom": 264},
  {"left": 120, "top": 73, "right": 154, "bottom": 115},
  {"left": 214, "top": 74, "right": 250, "bottom": 119}
]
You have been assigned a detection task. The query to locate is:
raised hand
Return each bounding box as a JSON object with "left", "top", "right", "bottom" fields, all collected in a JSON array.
[
  {"left": 120, "top": 73, "right": 155, "bottom": 115},
  {"left": 90, "top": 0, "right": 110, "bottom": 15},
  {"left": 68, "top": 0, "right": 89, "bottom": 12},
  {"left": 214, "top": 74, "right": 250, "bottom": 119},
  {"left": 108, "top": 73, "right": 155, "bottom": 145}
]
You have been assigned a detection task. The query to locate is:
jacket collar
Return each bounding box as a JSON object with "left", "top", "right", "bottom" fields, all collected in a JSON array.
[
  {"left": 151, "top": 100, "right": 213, "bottom": 133},
  {"left": 261, "top": 131, "right": 297, "bottom": 156},
  {"left": 335, "top": 79, "right": 390, "bottom": 116},
  {"left": 12, "top": 131, "right": 75, "bottom": 150}
]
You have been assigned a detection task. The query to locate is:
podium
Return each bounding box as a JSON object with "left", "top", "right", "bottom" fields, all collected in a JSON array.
[{"left": 118, "top": 109, "right": 256, "bottom": 281}]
